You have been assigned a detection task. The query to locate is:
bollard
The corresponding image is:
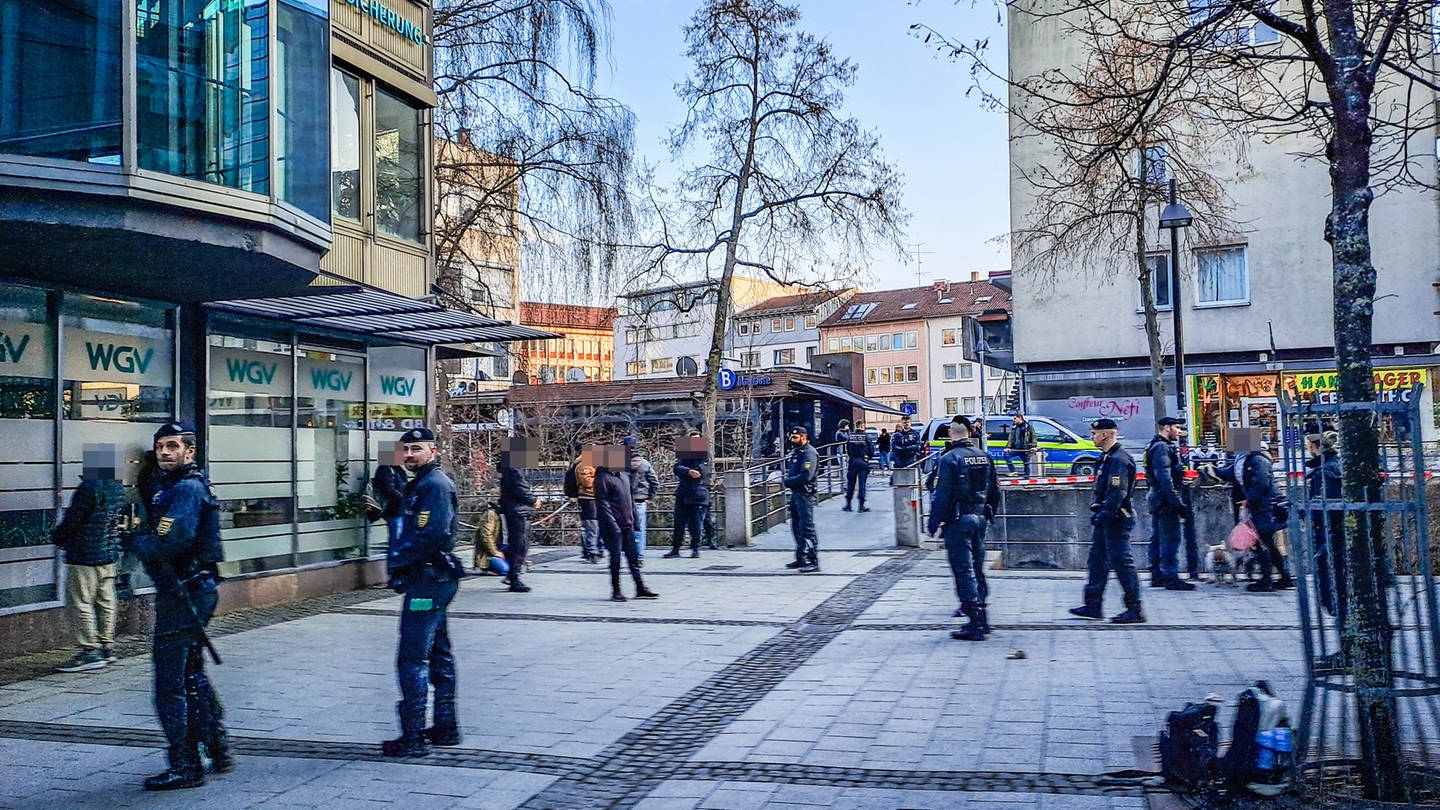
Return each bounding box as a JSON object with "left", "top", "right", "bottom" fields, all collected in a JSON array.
[
  {"left": 892, "top": 466, "right": 921, "bottom": 547},
  {"left": 724, "top": 469, "right": 753, "bottom": 547}
]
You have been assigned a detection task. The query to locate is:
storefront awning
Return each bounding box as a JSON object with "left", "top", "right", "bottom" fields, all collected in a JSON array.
[
  {"left": 793, "top": 380, "right": 904, "bottom": 415},
  {"left": 209, "top": 284, "right": 559, "bottom": 345}
]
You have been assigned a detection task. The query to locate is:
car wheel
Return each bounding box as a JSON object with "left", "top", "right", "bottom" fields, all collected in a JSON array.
[{"left": 1071, "top": 460, "right": 1098, "bottom": 477}]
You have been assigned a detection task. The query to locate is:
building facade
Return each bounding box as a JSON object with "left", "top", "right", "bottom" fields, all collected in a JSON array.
[
  {"left": 1007, "top": 4, "right": 1440, "bottom": 443},
  {"left": 517, "top": 302, "right": 617, "bottom": 384},
  {"left": 731, "top": 291, "right": 855, "bottom": 371}
]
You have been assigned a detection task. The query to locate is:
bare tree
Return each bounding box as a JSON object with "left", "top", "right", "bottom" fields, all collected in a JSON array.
[{"left": 640, "top": 0, "right": 907, "bottom": 440}]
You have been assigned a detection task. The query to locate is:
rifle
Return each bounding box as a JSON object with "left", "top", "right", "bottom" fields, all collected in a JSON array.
[{"left": 162, "top": 562, "right": 222, "bottom": 666}]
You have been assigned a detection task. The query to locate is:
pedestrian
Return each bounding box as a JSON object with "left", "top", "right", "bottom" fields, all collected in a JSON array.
[
  {"left": 783, "top": 427, "right": 821, "bottom": 573},
  {"left": 842, "top": 419, "right": 874, "bottom": 512},
  {"left": 625, "top": 436, "right": 659, "bottom": 565},
  {"left": 51, "top": 443, "right": 128, "bottom": 673},
  {"left": 499, "top": 437, "right": 541, "bottom": 593},
  {"left": 1305, "top": 424, "right": 1345, "bottom": 632},
  {"left": 834, "top": 418, "right": 851, "bottom": 445},
  {"left": 381, "top": 427, "right": 466, "bottom": 758},
  {"left": 1069, "top": 418, "right": 1145, "bottom": 624},
  {"left": 122, "top": 422, "right": 230, "bottom": 790},
  {"left": 1145, "top": 416, "right": 1195, "bottom": 591},
  {"left": 877, "top": 428, "right": 892, "bottom": 471},
  {"left": 1229, "top": 428, "right": 1294, "bottom": 593},
  {"left": 372, "top": 442, "right": 408, "bottom": 550},
  {"left": 891, "top": 416, "right": 921, "bottom": 470},
  {"left": 927, "top": 416, "right": 1000, "bottom": 641},
  {"left": 592, "top": 444, "right": 659, "bottom": 601},
  {"left": 1004, "top": 413, "right": 1037, "bottom": 475},
  {"left": 565, "top": 448, "right": 602, "bottom": 563},
  {"left": 666, "top": 432, "right": 711, "bottom": 559}
]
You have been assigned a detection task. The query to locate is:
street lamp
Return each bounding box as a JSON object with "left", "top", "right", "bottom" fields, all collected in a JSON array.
[
  {"left": 976, "top": 336, "right": 990, "bottom": 450},
  {"left": 1159, "top": 178, "right": 1192, "bottom": 425}
]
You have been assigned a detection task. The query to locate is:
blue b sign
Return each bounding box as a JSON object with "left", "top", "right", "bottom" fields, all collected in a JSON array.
[
  {"left": 718, "top": 368, "right": 737, "bottom": 391},
  {"left": 900, "top": 401, "right": 918, "bottom": 416}
]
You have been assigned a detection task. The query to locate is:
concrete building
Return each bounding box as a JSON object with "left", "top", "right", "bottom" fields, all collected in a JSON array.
[
  {"left": 817, "top": 280, "right": 1012, "bottom": 424},
  {"left": 613, "top": 276, "right": 803, "bottom": 380},
  {"left": 0, "top": 2, "right": 550, "bottom": 650},
  {"left": 1007, "top": 3, "right": 1440, "bottom": 443},
  {"left": 731, "top": 290, "right": 856, "bottom": 371},
  {"left": 517, "top": 302, "right": 617, "bottom": 385}
]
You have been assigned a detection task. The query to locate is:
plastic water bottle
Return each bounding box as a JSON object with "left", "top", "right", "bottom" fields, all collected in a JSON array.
[{"left": 1254, "top": 729, "right": 1275, "bottom": 770}]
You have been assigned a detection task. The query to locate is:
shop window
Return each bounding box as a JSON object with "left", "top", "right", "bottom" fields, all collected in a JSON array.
[
  {"left": 375, "top": 88, "right": 423, "bottom": 242},
  {"left": 331, "top": 69, "right": 362, "bottom": 221},
  {"left": 1144, "top": 253, "right": 1173, "bottom": 310},
  {"left": 1197, "top": 246, "right": 1248, "bottom": 305},
  {"left": 275, "top": 0, "right": 330, "bottom": 219},
  {"left": 0, "top": 284, "right": 58, "bottom": 608},
  {"left": 296, "top": 348, "right": 366, "bottom": 565},
  {"left": 0, "top": 1, "right": 122, "bottom": 163},
  {"left": 62, "top": 295, "right": 174, "bottom": 424},
  {"left": 136, "top": 0, "right": 270, "bottom": 193}
]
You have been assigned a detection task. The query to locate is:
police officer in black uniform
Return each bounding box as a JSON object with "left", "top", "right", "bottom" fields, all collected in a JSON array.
[
  {"left": 1069, "top": 419, "right": 1145, "bottom": 624},
  {"left": 927, "top": 416, "right": 1000, "bottom": 641},
  {"left": 842, "top": 420, "right": 874, "bottom": 512},
  {"left": 890, "top": 416, "right": 921, "bottom": 470},
  {"left": 383, "top": 427, "right": 465, "bottom": 758},
  {"left": 783, "top": 427, "right": 821, "bottom": 572},
  {"left": 124, "top": 422, "right": 229, "bottom": 791},
  {"left": 1145, "top": 416, "right": 1195, "bottom": 591}
]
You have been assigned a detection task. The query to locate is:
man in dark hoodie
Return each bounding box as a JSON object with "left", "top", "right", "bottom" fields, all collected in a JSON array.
[
  {"left": 53, "top": 443, "right": 129, "bottom": 673},
  {"left": 372, "top": 442, "right": 409, "bottom": 551},
  {"left": 499, "top": 437, "right": 541, "bottom": 593},
  {"left": 590, "top": 444, "right": 658, "bottom": 602},
  {"left": 666, "top": 432, "right": 711, "bottom": 558}
]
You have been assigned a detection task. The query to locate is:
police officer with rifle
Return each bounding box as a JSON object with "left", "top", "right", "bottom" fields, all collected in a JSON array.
[{"left": 927, "top": 416, "right": 1000, "bottom": 641}]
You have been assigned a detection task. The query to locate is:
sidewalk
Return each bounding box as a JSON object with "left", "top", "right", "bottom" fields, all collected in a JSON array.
[{"left": 0, "top": 481, "right": 1307, "bottom": 809}]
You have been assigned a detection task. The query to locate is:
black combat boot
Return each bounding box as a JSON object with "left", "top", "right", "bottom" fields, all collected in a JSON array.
[
  {"left": 1111, "top": 603, "right": 1146, "bottom": 624},
  {"left": 144, "top": 744, "right": 205, "bottom": 791},
  {"left": 858, "top": 503, "right": 870, "bottom": 513},
  {"left": 381, "top": 732, "right": 431, "bottom": 757},
  {"left": 975, "top": 602, "right": 992, "bottom": 635},
  {"left": 634, "top": 576, "right": 659, "bottom": 599},
  {"left": 425, "top": 724, "right": 462, "bottom": 746},
  {"left": 508, "top": 577, "right": 532, "bottom": 593},
  {"left": 842, "top": 502, "right": 852, "bottom": 512},
  {"left": 950, "top": 601, "right": 986, "bottom": 641},
  {"left": 1068, "top": 599, "right": 1104, "bottom": 621}
]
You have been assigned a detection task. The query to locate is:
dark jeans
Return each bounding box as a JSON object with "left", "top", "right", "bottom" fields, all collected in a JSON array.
[
  {"left": 502, "top": 511, "right": 529, "bottom": 579},
  {"left": 893, "top": 452, "right": 918, "bottom": 470},
  {"left": 1180, "top": 485, "right": 1199, "bottom": 574},
  {"left": 1148, "top": 500, "right": 1183, "bottom": 579},
  {"left": 1254, "top": 528, "right": 1289, "bottom": 584},
  {"left": 1004, "top": 449, "right": 1032, "bottom": 474},
  {"left": 672, "top": 502, "right": 705, "bottom": 552},
  {"left": 396, "top": 577, "right": 459, "bottom": 734},
  {"left": 601, "top": 520, "right": 642, "bottom": 591},
  {"left": 1084, "top": 515, "right": 1141, "bottom": 608},
  {"left": 789, "top": 490, "right": 818, "bottom": 564},
  {"left": 152, "top": 583, "right": 218, "bottom": 750},
  {"left": 942, "top": 514, "right": 989, "bottom": 603},
  {"left": 845, "top": 463, "right": 869, "bottom": 506},
  {"left": 1312, "top": 511, "right": 1347, "bottom": 623}
]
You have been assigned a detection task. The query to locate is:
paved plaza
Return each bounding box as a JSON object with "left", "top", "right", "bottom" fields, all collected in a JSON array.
[{"left": 0, "top": 487, "right": 1308, "bottom": 809}]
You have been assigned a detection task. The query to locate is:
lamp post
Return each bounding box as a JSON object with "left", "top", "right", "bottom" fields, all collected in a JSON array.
[
  {"left": 976, "top": 336, "right": 990, "bottom": 451},
  {"left": 1158, "top": 178, "right": 1193, "bottom": 426}
]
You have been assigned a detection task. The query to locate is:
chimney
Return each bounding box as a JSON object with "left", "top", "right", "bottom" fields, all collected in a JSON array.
[
  {"left": 456, "top": 127, "right": 473, "bottom": 147},
  {"left": 969, "top": 271, "right": 980, "bottom": 282}
]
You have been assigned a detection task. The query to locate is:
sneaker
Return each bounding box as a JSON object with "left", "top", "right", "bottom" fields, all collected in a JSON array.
[
  {"left": 56, "top": 650, "right": 107, "bottom": 673},
  {"left": 610, "top": 592, "right": 628, "bottom": 602},
  {"left": 784, "top": 560, "right": 804, "bottom": 569},
  {"left": 798, "top": 563, "right": 820, "bottom": 574},
  {"left": 508, "top": 582, "right": 532, "bottom": 593},
  {"left": 689, "top": 550, "right": 700, "bottom": 558},
  {"left": 663, "top": 551, "right": 681, "bottom": 558},
  {"left": 1163, "top": 578, "right": 1197, "bottom": 591},
  {"left": 1068, "top": 605, "right": 1104, "bottom": 621},
  {"left": 1246, "top": 581, "right": 1276, "bottom": 593},
  {"left": 1111, "top": 606, "right": 1146, "bottom": 624},
  {"left": 950, "top": 624, "right": 986, "bottom": 641},
  {"left": 635, "top": 587, "right": 659, "bottom": 599},
  {"left": 101, "top": 647, "right": 117, "bottom": 663}
]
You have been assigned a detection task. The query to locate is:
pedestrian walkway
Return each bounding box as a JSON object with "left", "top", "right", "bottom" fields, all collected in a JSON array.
[{"left": 0, "top": 485, "right": 1307, "bottom": 809}]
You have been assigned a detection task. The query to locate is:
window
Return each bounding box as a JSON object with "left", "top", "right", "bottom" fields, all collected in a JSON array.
[
  {"left": 963, "top": 397, "right": 977, "bottom": 412},
  {"left": 804, "top": 314, "right": 817, "bottom": 329},
  {"left": 892, "top": 365, "right": 904, "bottom": 382},
  {"left": 906, "top": 331, "right": 918, "bottom": 349},
  {"left": 741, "top": 352, "right": 761, "bottom": 368},
  {"left": 1139, "top": 144, "right": 1168, "bottom": 185},
  {"left": 1196, "top": 246, "right": 1249, "bottom": 305},
  {"left": 626, "top": 360, "right": 646, "bottom": 376},
  {"left": 63, "top": 295, "right": 175, "bottom": 423},
  {"left": 840, "top": 302, "right": 877, "bottom": 320},
  {"left": 960, "top": 363, "right": 975, "bottom": 381},
  {"left": 907, "top": 366, "right": 919, "bottom": 382},
  {"left": 942, "top": 364, "right": 958, "bottom": 381},
  {"left": 877, "top": 334, "right": 889, "bottom": 352},
  {"left": 737, "top": 322, "right": 750, "bottom": 336},
  {"left": 275, "top": 0, "right": 330, "bottom": 220},
  {"left": 771, "top": 318, "right": 782, "bottom": 333},
  {"left": 840, "top": 337, "right": 853, "bottom": 351},
  {"left": 866, "top": 368, "right": 877, "bottom": 385},
  {"left": 879, "top": 367, "right": 891, "bottom": 383},
  {"left": 650, "top": 358, "right": 674, "bottom": 374},
  {"left": 375, "top": 88, "right": 424, "bottom": 242},
  {"left": 773, "top": 348, "right": 795, "bottom": 365},
  {"left": 1144, "top": 254, "right": 1173, "bottom": 310},
  {"left": 784, "top": 316, "right": 795, "bottom": 331},
  {"left": 892, "top": 333, "right": 904, "bottom": 350},
  {"left": 900, "top": 302, "right": 918, "bottom": 311},
  {"left": 1251, "top": 22, "right": 1279, "bottom": 44},
  {"left": 827, "top": 338, "right": 839, "bottom": 351},
  {"left": 941, "top": 328, "right": 958, "bottom": 346},
  {"left": 805, "top": 346, "right": 816, "bottom": 363},
  {"left": 944, "top": 397, "right": 958, "bottom": 415},
  {"left": 865, "top": 335, "right": 879, "bottom": 352}
]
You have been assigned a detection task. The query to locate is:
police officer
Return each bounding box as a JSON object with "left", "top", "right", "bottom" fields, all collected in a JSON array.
[
  {"left": 1069, "top": 419, "right": 1145, "bottom": 624},
  {"left": 124, "top": 422, "right": 229, "bottom": 790},
  {"left": 842, "top": 420, "right": 874, "bottom": 512},
  {"left": 891, "top": 416, "right": 921, "bottom": 470},
  {"left": 783, "top": 427, "right": 821, "bottom": 573},
  {"left": 927, "top": 416, "right": 1000, "bottom": 641},
  {"left": 383, "top": 427, "right": 465, "bottom": 757},
  {"left": 1146, "top": 416, "right": 1195, "bottom": 591}
]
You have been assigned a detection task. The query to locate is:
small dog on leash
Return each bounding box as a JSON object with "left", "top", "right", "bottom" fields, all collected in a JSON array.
[{"left": 1206, "top": 544, "right": 1240, "bottom": 586}]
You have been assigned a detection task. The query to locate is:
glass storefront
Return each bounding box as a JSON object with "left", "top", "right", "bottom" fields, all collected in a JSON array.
[
  {"left": 295, "top": 348, "right": 366, "bottom": 564},
  {"left": 330, "top": 69, "right": 362, "bottom": 221},
  {"left": 275, "top": 0, "right": 331, "bottom": 219},
  {"left": 0, "top": 285, "right": 57, "bottom": 609}
]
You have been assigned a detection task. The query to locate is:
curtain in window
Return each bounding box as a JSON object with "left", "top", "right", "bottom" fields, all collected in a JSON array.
[{"left": 1197, "top": 247, "right": 1246, "bottom": 303}]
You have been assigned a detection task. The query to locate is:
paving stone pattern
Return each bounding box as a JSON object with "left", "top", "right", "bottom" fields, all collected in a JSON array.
[{"left": 0, "top": 486, "right": 1308, "bottom": 809}]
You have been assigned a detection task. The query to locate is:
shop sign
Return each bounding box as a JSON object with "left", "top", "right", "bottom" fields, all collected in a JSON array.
[
  {"left": 64, "top": 328, "right": 172, "bottom": 385},
  {"left": 368, "top": 366, "right": 426, "bottom": 405},
  {"left": 1290, "top": 367, "right": 1425, "bottom": 404},
  {"left": 298, "top": 355, "right": 362, "bottom": 400},
  {"left": 1066, "top": 395, "right": 1143, "bottom": 422},
  {"left": 0, "top": 321, "right": 49, "bottom": 378},
  {"left": 210, "top": 346, "right": 290, "bottom": 395},
  {"left": 346, "top": 402, "right": 426, "bottom": 431},
  {"left": 338, "top": 0, "right": 425, "bottom": 45}
]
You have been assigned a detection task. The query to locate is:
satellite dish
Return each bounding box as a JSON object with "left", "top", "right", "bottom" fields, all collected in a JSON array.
[
  {"left": 676, "top": 356, "right": 699, "bottom": 377},
  {"left": 511, "top": 372, "right": 528, "bottom": 385}
]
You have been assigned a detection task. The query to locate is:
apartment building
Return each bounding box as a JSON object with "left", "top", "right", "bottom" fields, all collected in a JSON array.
[
  {"left": 731, "top": 290, "right": 856, "bottom": 371},
  {"left": 518, "top": 302, "right": 617, "bottom": 384}
]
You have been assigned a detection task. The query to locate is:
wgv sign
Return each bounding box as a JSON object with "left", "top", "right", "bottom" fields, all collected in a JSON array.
[
  {"left": 378, "top": 374, "right": 416, "bottom": 398},
  {"left": 210, "top": 347, "right": 287, "bottom": 395},
  {"left": 65, "top": 328, "right": 171, "bottom": 384},
  {"left": 85, "top": 341, "right": 155, "bottom": 375},
  {"left": 0, "top": 322, "right": 49, "bottom": 379},
  {"left": 299, "top": 355, "right": 362, "bottom": 400}
]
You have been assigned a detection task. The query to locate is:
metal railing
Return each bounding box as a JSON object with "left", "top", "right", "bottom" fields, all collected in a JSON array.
[{"left": 740, "top": 441, "right": 845, "bottom": 538}]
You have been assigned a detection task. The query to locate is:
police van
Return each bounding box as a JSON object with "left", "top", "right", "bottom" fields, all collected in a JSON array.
[{"left": 920, "top": 415, "right": 1103, "bottom": 476}]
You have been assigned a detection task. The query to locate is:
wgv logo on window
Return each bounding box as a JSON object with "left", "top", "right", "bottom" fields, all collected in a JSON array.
[
  {"left": 86, "top": 342, "right": 154, "bottom": 375},
  {"left": 310, "top": 367, "right": 354, "bottom": 392},
  {"left": 379, "top": 375, "right": 416, "bottom": 398},
  {"left": 226, "top": 358, "right": 278, "bottom": 386},
  {"left": 0, "top": 332, "right": 30, "bottom": 364}
]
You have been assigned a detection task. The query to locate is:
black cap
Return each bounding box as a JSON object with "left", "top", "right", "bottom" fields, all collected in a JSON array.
[
  {"left": 399, "top": 427, "right": 436, "bottom": 443},
  {"left": 153, "top": 422, "right": 195, "bottom": 441},
  {"left": 951, "top": 414, "right": 973, "bottom": 430},
  {"left": 789, "top": 426, "right": 808, "bottom": 437},
  {"left": 1157, "top": 416, "right": 1185, "bottom": 426},
  {"left": 1091, "top": 418, "right": 1119, "bottom": 431}
]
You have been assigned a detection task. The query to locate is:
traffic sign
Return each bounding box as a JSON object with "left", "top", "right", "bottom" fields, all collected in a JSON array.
[
  {"left": 900, "top": 401, "right": 918, "bottom": 416},
  {"left": 718, "top": 368, "right": 737, "bottom": 391}
]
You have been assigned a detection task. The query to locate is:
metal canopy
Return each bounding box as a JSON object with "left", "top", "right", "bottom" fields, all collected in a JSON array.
[
  {"left": 209, "top": 283, "right": 559, "bottom": 345},
  {"left": 793, "top": 380, "right": 904, "bottom": 416}
]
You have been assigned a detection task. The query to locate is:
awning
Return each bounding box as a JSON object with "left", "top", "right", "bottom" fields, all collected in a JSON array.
[
  {"left": 793, "top": 380, "right": 904, "bottom": 415},
  {"left": 209, "top": 281, "right": 559, "bottom": 346}
]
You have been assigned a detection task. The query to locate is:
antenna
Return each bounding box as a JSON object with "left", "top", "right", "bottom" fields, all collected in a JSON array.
[{"left": 913, "top": 242, "right": 935, "bottom": 286}]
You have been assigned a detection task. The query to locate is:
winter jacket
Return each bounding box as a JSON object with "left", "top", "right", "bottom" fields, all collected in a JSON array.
[
  {"left": 673, "top": 455, "right": 712, "bottom": 505},
  {"left": 52, "top": 477, "right": 127, "bottom": 566},
  {"left": 593, "top": 467, "right": 637, "bottom": 530},
  {"left": 1144, "top": 435, "right": 1187, "bottom": 513},
  {"left": 372, "top": 465, "right": 408, "bottom": 519},
  {"left": 1305, "top": 449, "right": 1342, "bottom": 500},
  {"left": 564, "top": 457, "right": 597, "bottom": 500},
  {"left": 629, "top": 455, "right": 660, "bottom": 502},
  {"left": 499, "top": 467, "right": 537, "bottom": 516},
  {"left": 1006, "top": 422, "right": 1037, "bottom": 451},
  {"left": 877, "top": 432, "right": 891, "bottom": 453}
]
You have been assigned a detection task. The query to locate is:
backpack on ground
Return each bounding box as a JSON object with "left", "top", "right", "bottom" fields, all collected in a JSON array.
[
  {"left": 1221, "top": 681, "right": 1291, "bottom": 796},
  {"left": 1159, "top": 702, "right": 1219, "bottom": 789}
]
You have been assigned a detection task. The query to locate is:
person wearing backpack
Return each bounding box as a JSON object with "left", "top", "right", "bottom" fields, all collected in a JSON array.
[{"left": 51, "top": 444, "right": 130, "bottom": 673}]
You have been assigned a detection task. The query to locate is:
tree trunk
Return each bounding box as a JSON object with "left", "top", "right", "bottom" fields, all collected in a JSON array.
[
  {"left": 1325, "top": 36, "right": 1404, "bottom": 800},
  {"left": 1135, "top": 206, "right": 1168, "bottom": 421}
]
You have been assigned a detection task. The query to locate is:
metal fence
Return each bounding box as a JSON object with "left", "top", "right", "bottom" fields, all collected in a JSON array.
[{"left": 737, "top": 442, "right": 845, "bottom": 538}]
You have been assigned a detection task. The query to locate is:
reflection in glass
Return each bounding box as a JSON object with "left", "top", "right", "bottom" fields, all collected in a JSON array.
[
  {"left": 331, "top": 70, "right": 361, "bottom": 220},
  {"left": 275, "top": 0, "right": 330, "bottom": 219},
  {"left": 296, "top": 350, "right": 366, "bottom": 564},
  {"left": 62, "top": 295, "right": 174, "bottom": 423},
  {"left": 375, "top": 88, "right": 422, "bottom": 242},
  {"left": 0, "top": 1, "right": 122, "bottom": 163}
]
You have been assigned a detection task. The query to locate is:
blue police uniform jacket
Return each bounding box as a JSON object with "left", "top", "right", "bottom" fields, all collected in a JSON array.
[
  {"left": 129, "top": 464, "right": 223, "bottom": 586},
  {"left": 784, "top": 444, "right": 820, "bottom": 493},
  {"left": 389, "top": 462, "right": 460, "bottom": 589},
  {"left": 927, "top": 440, "right": 1000, "bottom": 534},
  {"left": 1144, "top": 435, "right": 1187, "bottom": 513},
  {"left": 891, "top": 427, "right": 920, "bottom": 460},
  {"left": 843, "top": 433, "right": 874, "bottom": 468},
  {"left": 1092, "top": 445, "right": 1137, "bottom": 519}
]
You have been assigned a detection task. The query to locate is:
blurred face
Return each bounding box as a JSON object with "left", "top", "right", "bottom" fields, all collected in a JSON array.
[
  {"left": 1090, "top": 429, "right": 1117, "bottom": 450},
  {"left": 599, "top": 444, "right": 626, "bottom": 469},
  {"left": 502, "top": 436, "right": 538, "bottom": 469},
  {"left": 401, "top": 441, "right": 438, "bottom": 470},
  {"left": 380, "top": 441, "right": 403, "bottom": 466},
  {"left": 82, "top": 443, "right": 122, "bottom": 480},
  {"left": 154, "top": 436, "right": 196, "bottom": 471},
  {"left": 677, "top": 436, "right": 709, "bottom": 457},
  {"left": 581, "top": 445, "right": 602, "bottom": 468}
]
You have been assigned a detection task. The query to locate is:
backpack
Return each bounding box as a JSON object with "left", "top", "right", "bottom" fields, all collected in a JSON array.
[
  {"left": 1221, "top": 681, "right": 1290, "bottom": 795},
  {"left": 1159, "top": 702, "right": 1219, "bottom": 790}
]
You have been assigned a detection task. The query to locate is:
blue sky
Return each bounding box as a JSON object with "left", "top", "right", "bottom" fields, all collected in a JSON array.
[{"left": 597, "top": 0, "right": 1011, "bottom": 291}]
